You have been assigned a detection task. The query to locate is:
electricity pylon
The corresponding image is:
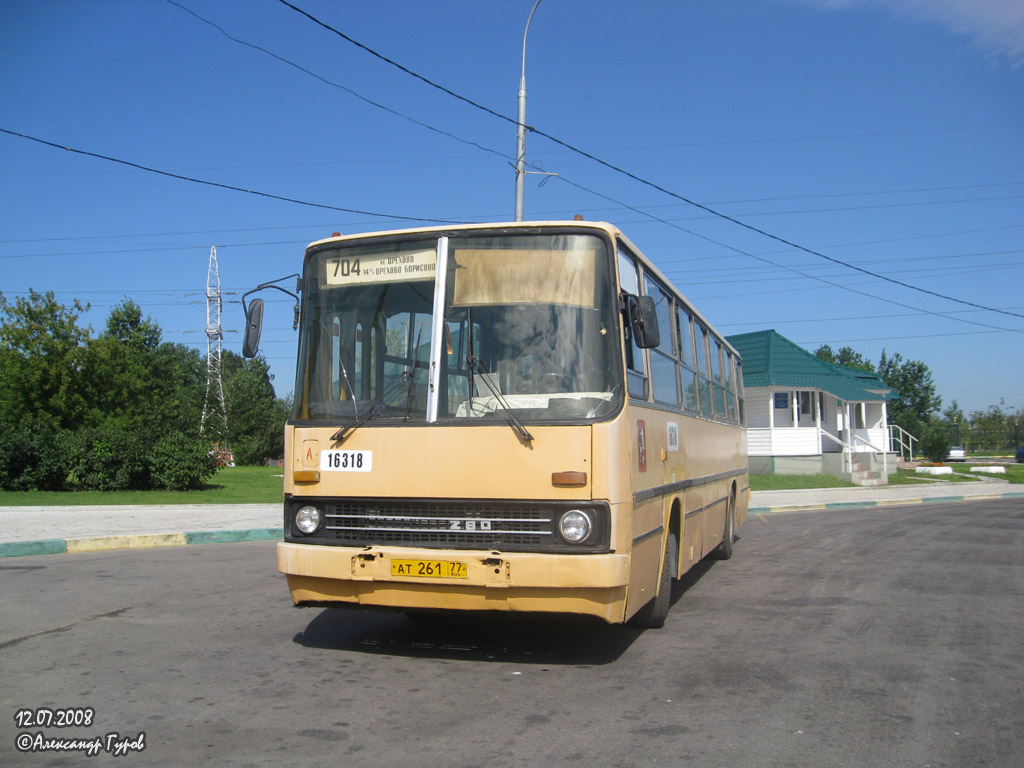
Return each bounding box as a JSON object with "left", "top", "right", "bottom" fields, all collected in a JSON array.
[{"left": 200, "top": 246, "right": 229, "bottom": 443}]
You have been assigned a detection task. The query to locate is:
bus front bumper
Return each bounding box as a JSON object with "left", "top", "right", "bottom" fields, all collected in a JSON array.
[{"left": 277, "top": 542, "right": 631, "bottom": 624}]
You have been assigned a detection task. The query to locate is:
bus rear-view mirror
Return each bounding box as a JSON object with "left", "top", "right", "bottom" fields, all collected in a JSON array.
[
  {"left": 629, "top": 295, "right": 661, "bottom": 349},
  {"left": 242, "top": 298, "right": 265, "bottom": 358}
]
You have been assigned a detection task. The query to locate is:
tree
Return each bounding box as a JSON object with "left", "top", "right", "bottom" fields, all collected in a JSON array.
[
  {"left": 813, "top": 344, "right": 875, "bottom": 372},
  {"left": 78, "top": 299, "right": 204, "bottom": 435},
  {"left": 222, "top": 350, "right": 287, "bottom": 465},
  {"left": 0, "top": 289, "right": 91, "bottom": 431},
  {"left": 105, "top": 298, "right": 161, "bottom": 350},
  {"left": 0, "top": 296, "right": 212, "bottom": 491},
  {"left": 877, "top": 349, "right": 941, "bottom": 427},
  {"left": 966, "top": 401, "right": 1015, "bottom": 454}
]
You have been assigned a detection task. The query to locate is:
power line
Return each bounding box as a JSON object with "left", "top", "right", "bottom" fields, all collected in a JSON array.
[
  {"left": 3, "top": 125, "right": 1018, "bottom": 337},
  {"left": 0, "top": 128, "right": 464, "bottom": 225},
  {"left": 274, "top": 0, "right": 517, "bottom": 129},
  {"left": 717, "top": 306, "right": 1024, "bottom": 328},
  {"left": 164, "top": 0, "right": 511, "bottom": 163},
  {"left": 274, "top": 0, "right": 1024, "bottom": 323},
  {"left": 543, "top": 168, "right": 1023, "bottom": 336}
]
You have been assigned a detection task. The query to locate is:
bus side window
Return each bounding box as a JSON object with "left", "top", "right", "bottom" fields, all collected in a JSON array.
[
  {"left": 695, "top": 324, "right": 712, "bottom": 417},
  {"left": 618, "top": 249, "right": 648, "bottom": 399},
  {"left": 677, "top": 307, "right": 699, "bottom": 413},
  {"left": 645, "top": 275, "right": 679, "bottom": 407}
]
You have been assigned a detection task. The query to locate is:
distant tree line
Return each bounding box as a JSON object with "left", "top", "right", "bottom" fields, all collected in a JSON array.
[
  {"left": 814, "top": 344, "right": 1021, "bottom": 461},
  {"left": 942, "top": 400, "right": 1022, "bottom": 457},
  {"left": 0, "top": 290, "right": 289, "bottom": 491}
]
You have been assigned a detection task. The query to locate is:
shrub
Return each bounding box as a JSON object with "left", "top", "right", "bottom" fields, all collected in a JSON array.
[
  {"left": 920, "top": 423, "right": 951, "bottom": 464},
  {"left": 149, "top": 433, "right": 217, "bottom": 490},
  {"left": 0, "top": 417, "right": 69, "bottom": 491},
  {"left": 65, "top": 426, "right": 150, "bottom": 491}
]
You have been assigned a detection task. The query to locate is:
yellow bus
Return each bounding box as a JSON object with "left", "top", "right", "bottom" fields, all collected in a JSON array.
[{"left": 243, "top": 220, "right": 748, "bottom": 627}]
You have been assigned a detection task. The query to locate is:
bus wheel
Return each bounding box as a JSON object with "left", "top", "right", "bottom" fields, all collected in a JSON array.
[
  {"left": 713, "top": 492, "right": 735, "bottom": 560},
  {"left": 631, "top": 532, "right": 676, "bottom": 629}
]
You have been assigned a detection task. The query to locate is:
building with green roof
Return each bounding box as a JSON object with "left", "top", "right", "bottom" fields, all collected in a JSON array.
[{"left": 726, "top": 330, "right": 899, "bottom": 482}]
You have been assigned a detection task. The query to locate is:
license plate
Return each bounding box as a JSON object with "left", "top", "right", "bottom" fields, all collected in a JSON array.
[{"left": 391, "top": 559, "right": 468, "bottom": 579}]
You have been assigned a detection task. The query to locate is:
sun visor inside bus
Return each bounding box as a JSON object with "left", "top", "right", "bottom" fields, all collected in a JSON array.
[{"left": 451, "top": 248, "right": 598, "bottom": 308}]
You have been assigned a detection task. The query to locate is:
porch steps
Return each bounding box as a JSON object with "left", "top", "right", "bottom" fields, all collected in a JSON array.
[{"left": 846, "top": 462, "right": 885, "bottom": 487}]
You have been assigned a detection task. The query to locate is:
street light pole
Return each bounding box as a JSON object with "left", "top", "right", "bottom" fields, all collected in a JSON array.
[{"left": 514, "top": 0, "right": 543, "bottom": 222}]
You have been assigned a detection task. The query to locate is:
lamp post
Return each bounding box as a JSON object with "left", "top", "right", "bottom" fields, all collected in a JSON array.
[{"left": 514, "top": 0, "right": 543, "bottom": 222}]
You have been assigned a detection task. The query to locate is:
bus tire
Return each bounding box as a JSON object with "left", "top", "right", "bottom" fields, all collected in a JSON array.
[
  {"left": 713, "top": 491, "right": 735, "bottom": 560},
  {"left": 631, "top": 531, "right": 676, "bottom": 629}
]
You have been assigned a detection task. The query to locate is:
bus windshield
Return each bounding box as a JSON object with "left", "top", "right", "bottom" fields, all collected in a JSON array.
[{"left": 294, "top": 231, "right": 622, "bottom": 425}]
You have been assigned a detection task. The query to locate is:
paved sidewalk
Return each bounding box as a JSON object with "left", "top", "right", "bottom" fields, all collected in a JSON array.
[
  {"left": 1, "top": 479, "right": 1021, "bottom": 558},
  {"left": 749, "top": 476, "right": 1023, "bottom": 513},
  {"left": 0, "top": 503, "right": 281, "bottom": 557}
]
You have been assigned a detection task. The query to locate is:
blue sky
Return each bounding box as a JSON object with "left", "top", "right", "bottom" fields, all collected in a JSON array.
[{"left": 2, "top": 0, "right": 1022, "bottom": 417}]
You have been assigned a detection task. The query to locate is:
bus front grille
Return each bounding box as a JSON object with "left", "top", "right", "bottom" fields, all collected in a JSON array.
[
  {"left": 284, "top": 497, "right": 610, "bottom": 552},
  {"left": 325, "top": 501, "right": 551, "bottom": 548}
]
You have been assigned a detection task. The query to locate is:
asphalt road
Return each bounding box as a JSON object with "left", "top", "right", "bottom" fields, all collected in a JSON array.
[{"left": 2, "top": 499, "right": 1021, "bottom": 768}]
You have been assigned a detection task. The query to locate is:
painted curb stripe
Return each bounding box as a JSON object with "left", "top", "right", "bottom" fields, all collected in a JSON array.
[
  {"left": 749, "top": 491, "right": 1023, "bottom": 516},
  {"left": 0, "top": 529, "right": 283, "bottom": 558},
  {"left": 185, "top": 528, "right": 283, "bottom": 544},
  {"left": 66, "top": 533, "right": 188, "bottom": 553},
  {"left": 0, "top": 539, "right": 67, "bottom": 558}
]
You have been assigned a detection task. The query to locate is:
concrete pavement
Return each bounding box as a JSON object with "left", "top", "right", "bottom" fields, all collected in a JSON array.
[
  {"left": 1, "top": 478, "right": 1021, "bottom": 558},
  {"left": 0, "top": 503, "right": 281, "bottom": 557},
  {"left": 748, "top": 474, "right": 1023, "bottom": 513}
]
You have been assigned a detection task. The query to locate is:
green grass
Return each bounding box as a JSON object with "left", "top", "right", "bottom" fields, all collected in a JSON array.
[
  {"left": 890, "top": 468, "right": 981, "bottom": 484},
  {"left": 750, "top": 464, "right": 1024, "bottom": 491},
  {"left": 888, "top": 463, "right": 1024, "bottom": 486},
  {"left": 749, "top": 473, "right": 857, "bottom": 491},
  {"left": 886, "top": 470, "right": 943, "bottom": 485},
  {"left": 0, "top": 466, "right": 284, "bottom": 507},
  {"left": 949, "top": 463, "right": 1024, "bottom": 484}
]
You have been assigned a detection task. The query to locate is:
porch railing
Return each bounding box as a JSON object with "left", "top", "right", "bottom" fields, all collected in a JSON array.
[
  {"left": 820, "top": 430, "right": 890, "bottom": 475},
  {"left": 820, "top": 430, "right": 854, "bottom": 474},
  {"left": 852, "top": 433, "right": 888, "bottom": 476},
  {"left": 888, "top": 424, "right": 916, "bottom": 461}
]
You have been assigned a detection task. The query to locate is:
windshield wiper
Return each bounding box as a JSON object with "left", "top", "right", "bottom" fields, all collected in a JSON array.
[
  {"left": 330, "top": 401, "right": 385, "bottom": 443},
  {"left": 467, "top": 355, "right": 534, "bottom": 444},
  {"left": 330, "top": 371, "right": 412, "bottom": 444}
]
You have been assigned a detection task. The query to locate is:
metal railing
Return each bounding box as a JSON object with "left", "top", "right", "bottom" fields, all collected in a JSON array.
[
  {"left": 888, "top": 424, "right": 916, "bottom": 461},
  {"left": 820, "top": 430, "right": 890, "bottom": 475}
]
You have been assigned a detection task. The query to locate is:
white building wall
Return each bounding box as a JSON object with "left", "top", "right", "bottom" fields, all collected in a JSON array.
[
  {"left": 771, "top": 427, "right": 819, "bottom": 455},
  {"left": 747, "top": 428, "right": 772, "bottom": 456},
  {"left": 745, "top": 386, "right": 889, "bottom": 458},
  {"left": 853, "top": 428, "right": 888, "bottom": 453},
  {"left": 746, "top": 389, "right": 772, "bottom": 428}
]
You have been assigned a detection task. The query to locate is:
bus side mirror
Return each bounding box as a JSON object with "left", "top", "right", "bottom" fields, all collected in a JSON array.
[
  {"left": 628, "top": 295, "right": 660, "bottom": 349},
  {"left": 242, "top": 298, "right": 264, "bottom": 359}
]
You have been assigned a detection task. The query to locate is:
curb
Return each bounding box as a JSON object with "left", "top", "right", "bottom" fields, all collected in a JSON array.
[
  {"left": 749, "top": 490, "right": 1024, "bottom": 516},
  {"left": 3, "top": 491, "right": 1023, "bottom": 557},
  {"left": 0, "top": 527, "right": 283, "bottom": 559}
]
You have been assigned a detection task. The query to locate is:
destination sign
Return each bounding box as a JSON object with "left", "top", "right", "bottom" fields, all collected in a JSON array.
[{"left": 324, "top": 248, "right": 436, "bottom": 286}]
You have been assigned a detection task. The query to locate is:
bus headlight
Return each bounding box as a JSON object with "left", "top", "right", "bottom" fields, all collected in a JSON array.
[
  {"left": 559, "top": 509, "right": 592, "bottom": 543},
  {"left": 295, "top": 505, "right": 322, "bottom": 535}
]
